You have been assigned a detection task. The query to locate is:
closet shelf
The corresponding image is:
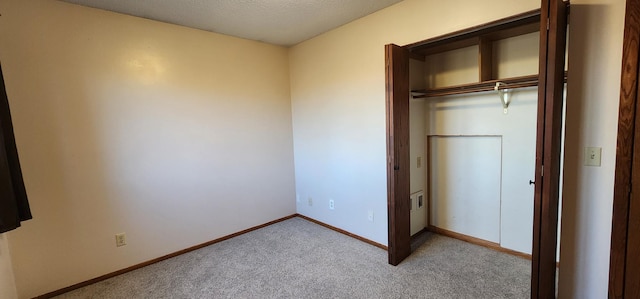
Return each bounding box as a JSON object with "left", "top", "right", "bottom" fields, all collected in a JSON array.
[
  {"left": 411, "top": 73, "right": 568, "bottom": 99},
  {"left": 406, "top": 9, "right": 546, "bottom": 99},
  {"left": 406, "top": 10, "right": 541, "bottom": 57}
]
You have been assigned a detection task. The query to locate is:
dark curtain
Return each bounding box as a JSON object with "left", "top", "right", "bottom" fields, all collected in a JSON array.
[{"left": 0, "top": 63, "right": 31, "bottom": 233}]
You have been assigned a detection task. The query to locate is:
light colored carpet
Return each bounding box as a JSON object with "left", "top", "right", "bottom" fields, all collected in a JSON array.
[{"left": 54, "top": 217, "right": 530, "bottom": 298}]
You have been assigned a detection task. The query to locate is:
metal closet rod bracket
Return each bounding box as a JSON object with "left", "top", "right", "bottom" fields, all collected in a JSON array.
[{"left": 495, "top": 82, "right": 512, "bottom": 114}]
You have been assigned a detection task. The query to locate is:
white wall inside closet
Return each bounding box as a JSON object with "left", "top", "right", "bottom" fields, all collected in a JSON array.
[
  {"left": 418, "top": 32, "right": 540, "bottom": 254},
  {"left": 429, "top": 135, "right": 503, "bottom": 243},
  {"left": 409, "top": 59, "right": 426, "bottom": 236}
]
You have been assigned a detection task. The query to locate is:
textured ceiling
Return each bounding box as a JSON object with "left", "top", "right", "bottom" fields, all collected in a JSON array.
[{"left": 59, "top": 0, "right": 403, "bottom": 46}]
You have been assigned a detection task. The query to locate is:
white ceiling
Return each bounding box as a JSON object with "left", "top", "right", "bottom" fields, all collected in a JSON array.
[{"left": 59, "top": 0, "right": 403, "bottom": 46}]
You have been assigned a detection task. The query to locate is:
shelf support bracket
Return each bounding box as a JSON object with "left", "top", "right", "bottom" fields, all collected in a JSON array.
[{"left": 495, "top": 82, "right": 512, "bottom": 114}]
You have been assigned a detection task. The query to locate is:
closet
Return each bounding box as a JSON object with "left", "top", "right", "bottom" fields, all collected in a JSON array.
[
  {"left": 409, "top": 10, "right": 549, "bottom": 254},
  {"left": 386, "top": 1, "right": 567, "bottom": 298}
]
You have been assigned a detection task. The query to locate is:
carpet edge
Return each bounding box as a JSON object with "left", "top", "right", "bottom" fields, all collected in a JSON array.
[{"left": 34, "top": 214, "right": 297, "bottom": 299}]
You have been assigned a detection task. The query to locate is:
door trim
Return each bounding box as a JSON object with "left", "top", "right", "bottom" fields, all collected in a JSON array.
[{"left": 609, "top": 0, "right": 640, "bottom": 297}]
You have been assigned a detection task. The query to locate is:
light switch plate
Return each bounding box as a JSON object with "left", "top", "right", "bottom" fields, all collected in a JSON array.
[{"left": 584, "top": 147, "right": 602, "bottom": 167}]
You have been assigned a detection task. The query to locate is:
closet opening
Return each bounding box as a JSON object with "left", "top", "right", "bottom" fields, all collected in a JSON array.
[{"left": 385, "top": 1, "right": 568, "bottom": 298}]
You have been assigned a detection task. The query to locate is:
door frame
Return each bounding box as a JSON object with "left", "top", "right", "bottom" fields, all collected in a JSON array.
[
  {"left": 385, "top": 1, "right": 567, "bottom": 297},
  {"left": 609, "top": 0, "right": 640, "bottom": 297}
]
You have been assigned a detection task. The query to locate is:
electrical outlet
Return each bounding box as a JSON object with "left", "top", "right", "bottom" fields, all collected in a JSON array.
[
  {"left": 115, "top": 233, "right": 126, "bottom": 247},
  {"left": 367, "top": 210, "right": 374, "bottom": 222},
  {"left": 329, "top": 199, "right": 335, "bottom": 210},
  {"left": 308, "top": 197, "right": 313, "bottom": 206}
]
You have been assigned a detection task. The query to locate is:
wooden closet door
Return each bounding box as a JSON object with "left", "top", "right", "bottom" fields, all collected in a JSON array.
[
  {"left": 531, "top": 0, "right": 567, "bottom": 298},
  {"left": 385, "top": 44, "right": 411, "bottom": 266},
  {"left": 626, "top": 131, "right": 640, "bottom": 297},
  {"left": 610, "top": 1, "right": 640, "bottom": 297}
]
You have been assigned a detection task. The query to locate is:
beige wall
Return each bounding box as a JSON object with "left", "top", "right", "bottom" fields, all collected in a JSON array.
[
  {"left": 0, "top": 0, "right": 295, "bottom": 297},
  {"left": 0, "top": 235, "right": 17, "bottom": 299},
  {"left": 559, "top": 1, "right": 625, "bottom": 298},
  {"left": 290, "top": 0, "right": 624, "bottom": 297}
]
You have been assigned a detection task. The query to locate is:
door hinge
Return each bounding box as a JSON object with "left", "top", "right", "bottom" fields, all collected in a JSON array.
[
  {"left": 541, "top": 165, "right": 544, "bottom": 176},
  {"left": 546, "top": 18, "right": 550, "bottom": 30}
]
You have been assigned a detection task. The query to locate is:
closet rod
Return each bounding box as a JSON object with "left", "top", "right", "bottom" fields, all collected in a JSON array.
[
  {"left": 412, "top": 75, "right": 538, "bottom": 98},
  {"left": 411, "top": 73, "right": 567, "bottom": 99}
]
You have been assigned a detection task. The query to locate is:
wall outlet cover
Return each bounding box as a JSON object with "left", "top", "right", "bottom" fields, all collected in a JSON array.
[{"left": 115, "top": 233, "right": 126, "bottom": 247}]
